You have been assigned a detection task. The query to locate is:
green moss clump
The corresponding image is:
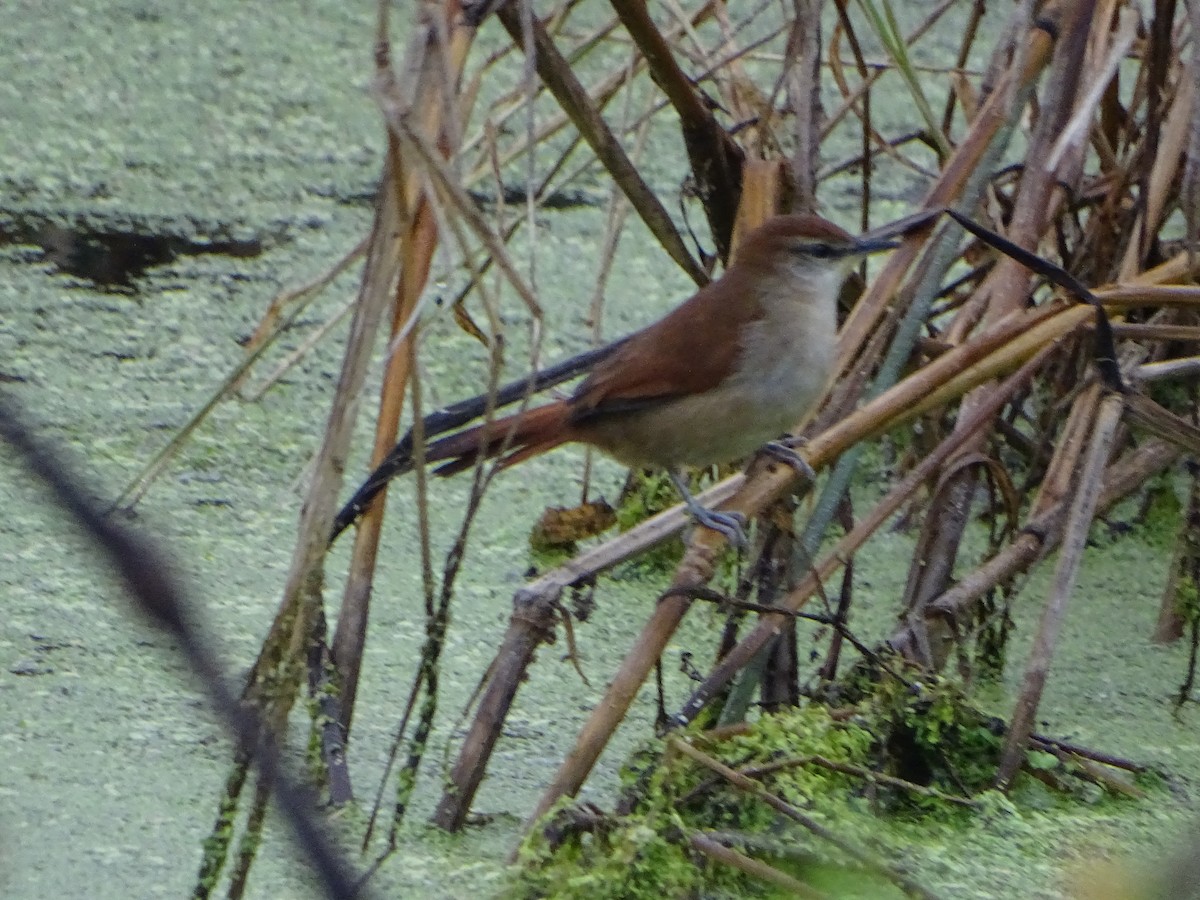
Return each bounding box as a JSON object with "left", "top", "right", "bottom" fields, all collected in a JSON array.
[
  {"left": 866, "top": 674, "right": 1005, "bottom": 802},
  {"left": 512, "top": 705, "right": 880, "bottom": 899},
  {"left": 513, "top": 802, "right": 702, "bottom": 900},
  {"left": 511, "top": 671, "right": 1146, "bottom": 899}
]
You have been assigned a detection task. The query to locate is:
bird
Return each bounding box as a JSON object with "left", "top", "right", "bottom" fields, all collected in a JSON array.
[{"left": 331, "top": 214, "right": 897, "bottom": 546}]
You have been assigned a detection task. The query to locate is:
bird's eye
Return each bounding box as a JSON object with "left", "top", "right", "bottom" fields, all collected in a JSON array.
[{"left": 797, "top": 242, "right": 835, "bottom": 258}]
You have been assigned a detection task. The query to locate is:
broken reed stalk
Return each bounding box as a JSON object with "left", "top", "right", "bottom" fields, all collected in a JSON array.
[
  {"left": 997, "top": 391, "right": 1125, "bottom": 787},
  {"left": 784, "top": 0, "right": 822, "bottom": 211}
]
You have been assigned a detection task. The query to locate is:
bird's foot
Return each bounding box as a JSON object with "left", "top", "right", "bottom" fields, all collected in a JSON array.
[
  {"left": 667, "top": 469, "right": 749, "bottom": 549},
  {"left": 760, "top": 438, "right": 816, "bottom": 484},
  {"left": 687, "top": 505, "right": 749, "bottom": 550}
]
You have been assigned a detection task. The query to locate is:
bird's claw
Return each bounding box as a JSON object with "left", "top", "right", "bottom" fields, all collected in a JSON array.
[
  {"left": 761, "top": 439, "right": 816, "bottom": 483},
  {"left": 689, "top": 506, "right": 749, "bottom": 550},
  {"left": 667, "top": 469, "right": 749, "bottom": 549}
]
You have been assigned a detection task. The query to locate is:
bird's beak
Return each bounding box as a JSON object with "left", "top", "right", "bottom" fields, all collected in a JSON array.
[
  {"left": 858, "top": 207, "right": 943, "bottom": 247},
  {"left": 851, "top": 236, "right": 901, "bottom": 255}
]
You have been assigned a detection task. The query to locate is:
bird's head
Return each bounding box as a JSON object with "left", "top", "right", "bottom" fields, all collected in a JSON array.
[{"left": 734, "top": 214, "right": 898, "bottom": 300}]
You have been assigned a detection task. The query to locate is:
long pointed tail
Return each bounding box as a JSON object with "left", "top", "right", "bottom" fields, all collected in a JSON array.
[{"left": 329, "top": 401, "right": 571, "bottom": 544}]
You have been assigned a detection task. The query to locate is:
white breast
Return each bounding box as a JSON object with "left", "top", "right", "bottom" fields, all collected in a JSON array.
[
  {"left": 587, "top": 269, "right": 839, "bottom": 469},
  {"left": 720, "top": 282, "right": 837, "bottom": 452}
]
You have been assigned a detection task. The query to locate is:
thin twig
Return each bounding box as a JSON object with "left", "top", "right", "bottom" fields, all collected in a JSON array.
[{"left": 671, "top": 737, "right": 942, "bottom": 900}]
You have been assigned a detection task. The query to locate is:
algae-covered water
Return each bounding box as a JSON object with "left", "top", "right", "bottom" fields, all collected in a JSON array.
[{"left": 2, "top": 2, "right": 1197, "bottom": 898}]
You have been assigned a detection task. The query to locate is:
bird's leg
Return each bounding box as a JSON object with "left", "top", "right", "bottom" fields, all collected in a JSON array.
[
  {"left": 668, "top": 469, "right": 748, "bottom": 549},
  {"left": 760, "top": 436, "right": 817, "bottom": 485}
]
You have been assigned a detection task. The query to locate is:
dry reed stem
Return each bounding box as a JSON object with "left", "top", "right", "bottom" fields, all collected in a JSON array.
[
  {"left": 997, "top": 392, "right": 1125, "bottom": 787},
  {"left": 1153, "top": 465, "right": 1200, "bottom": 644},
  {"left": 889, "top": 437, "right": 1182, "bottom": 663},
  {"left": 1135, "top": 356, "right": 1200, "bottom": 379},
  {"left": 526, "top": 298, "right": 1074, "bottom": 821},
  {"left": 678, "top": 346, "right": 1054, "bottom": 721},
  {"left": 242, "top": 297, "right": 356, "bottom": 403},
  {"left": 334, "top": 200, "right": 438, "bottom": 737},
  {"left": 1033, "top": 382, "right": 1104, "bottom": 518},
  {"left": 835, "top": 18, "right": 1057, "bottom": 373},
  {"left": 1044, "top": 9, "right": 1139, "bottom": 174},
  {"left": 495, "top": 4, "right": 708, "bottom": 284},
  {"left": 334, "top": 1, "right": 479, "bottom": 743},
  {"left": 785, "top": 0, "right": 822, "bottom": 210},
  {"left": 378, "top": 106, "right": 543, "bottom": 322},
  {"left": 1113, "top": 323, "right": 1200, "bottom": 341},
  {"left": 670, "top": 737, "right": 942, "bottom": 900},
  {"left": 915, "top": 7, "right": 1091, "bottom": 594},
  {"left": 251, "top": 160, "right": 404, "bottom": 729},
  {"left": 609, "top": 0, "right": 745, "bottom": 257},
  {"left": 688, "top": 833, "right": 830, "bottom": 899}
]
